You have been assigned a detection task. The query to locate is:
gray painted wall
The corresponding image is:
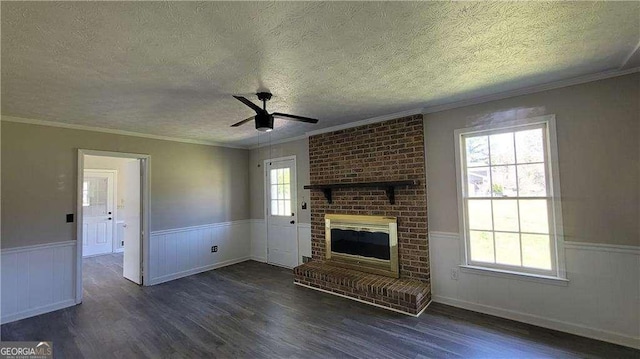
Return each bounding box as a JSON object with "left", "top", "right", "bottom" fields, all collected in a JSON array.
[
  {"left": 248, "top": 138, "right": 311, "bottom": 224},
  {"left": 424, "top": 73, "right": 639, "bottom": 247},
  {"left": 1, "top": 121, "right": 250, "bottom": 248}
]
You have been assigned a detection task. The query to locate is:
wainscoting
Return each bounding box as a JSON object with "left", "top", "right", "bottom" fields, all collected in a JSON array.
[
  {"left": 1, "top": 241, "right": 76, "bottom": 324},
  {"left": 249, "top": 220, "right": 312, "bottom": 265},
  {"left": 429, "top": 231, "right": 640, "bottom": 349},
  {"left": 147, "top": 220, "right": 252, "bottom": 285}
]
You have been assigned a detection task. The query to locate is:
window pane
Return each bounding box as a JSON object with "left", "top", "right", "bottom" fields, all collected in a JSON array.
[
  {"left": 283, "top": 184, "right": 291, "bottom": 199},
  {"left": 493, "top": 200, "right": 519, "bottom": 232},
  {"left": 284, "top": 200, "right": 291, "bottom": 216},
  {"left": 271, "top": 200, "right": 278, "bottom": 215},
  {"left": 516, "top": 129, "right": 544, "bottom": 164},
  {"left": 522, "top": 234, "right": 551, "bottom": 270},
  {"left": 491, "top": 165, "right": 517, "bottom": 197},
  {"left": 466, "top": 136, "right": 489, "bottom": 167},
  {"left": 277, "top": 184, "right": 284, "bottom": 199},
  {"left": 467, "top": 200, "right": 493, "bottom": 230},
  {"left": 490, "top": 133, "right": 515, "bottom": 165},
  {"left": 470, "top": 231, "right": 494, "bottom": 263},
  {"left": 278, "top": 168, "right": 284, "bottom": 183},
  {"left": 270, "top": 169, "right": 277, "bottom": 184},
  {"left": 519, "top": 200, "right": 549, "bottom": 234},
  {"left": 271, "top": 185, "right": 278, "bottom": 200},
  {"left": 495, "top": 232, "right": 521, "bottom": 266},
  {"left": 278, "top": 200, "right": 285, "bottom": 216},
  {"left": 518, "top": 164, "right": 546, "bottom": 196},
  {"left": 467, "top": 167, "right": 490, "bottom": 197},
  {"left": 283, "top": 168, "right": 290, "bottom": 184}
]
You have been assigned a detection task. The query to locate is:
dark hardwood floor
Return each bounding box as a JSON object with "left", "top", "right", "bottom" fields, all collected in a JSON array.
[{"left": 1, "top": 253, "right": 637, "bottom": 358}]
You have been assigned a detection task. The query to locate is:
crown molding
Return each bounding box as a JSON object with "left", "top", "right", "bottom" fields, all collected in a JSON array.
[
  {"left": 0, "top": 115, "right": 248, "bottom": 149},
  {"left": 305, "top": 108, "right": 424, "bottom": 137},
  {"left": 621, "top": 41, "right": 640, "bottom": 70},
  {"left": 422, "top": 67, "right": 639, "bottom": 115}
]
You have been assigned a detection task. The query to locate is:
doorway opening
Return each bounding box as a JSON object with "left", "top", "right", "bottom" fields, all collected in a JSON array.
[
  {"left": 76, "top": 150, "right": 150, "bottom": 304},
  {"left": 264, "top": 155, "right": 299, "bottom": 268}
]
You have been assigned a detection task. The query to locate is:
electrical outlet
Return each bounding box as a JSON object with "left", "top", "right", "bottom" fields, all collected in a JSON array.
[
  {"left": 450, "top": 268, "right": 459, "bottom": 281},
  {"left": 211, "top": 245, "right": 218, "bottom": 253}
]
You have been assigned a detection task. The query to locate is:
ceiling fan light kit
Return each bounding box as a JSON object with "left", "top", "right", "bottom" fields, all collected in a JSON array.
[{"left": 231, "top": 92, "right": 319, "bottom": 132}]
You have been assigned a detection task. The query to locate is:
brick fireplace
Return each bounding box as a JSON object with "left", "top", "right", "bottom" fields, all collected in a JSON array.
[{"left": 294, "top": 114, "right": 431, "bottom": 315}]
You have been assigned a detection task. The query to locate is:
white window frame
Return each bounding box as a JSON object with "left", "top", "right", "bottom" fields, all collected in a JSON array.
[{"left": 454, "top": 114, "right": 567, "bottom": 282}]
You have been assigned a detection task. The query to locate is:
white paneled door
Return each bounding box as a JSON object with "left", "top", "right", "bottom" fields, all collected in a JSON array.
[
  {"left": 82, "top": 170, "right": 115, "bottom": 257},
  {"left": 265, "top": 157, "right": 298, "bottom": 268}
]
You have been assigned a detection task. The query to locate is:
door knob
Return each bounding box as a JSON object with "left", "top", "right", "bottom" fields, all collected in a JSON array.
[
  {"left": 290, "top": 220, "right": 295, "bottom": 224},
  {"left": 108, "top": 217, "right": 112, "bottom": 220}
]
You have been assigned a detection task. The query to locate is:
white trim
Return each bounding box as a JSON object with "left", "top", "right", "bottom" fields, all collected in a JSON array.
[
  {"left": 305, "top": 108, "right": 423, "bottom": 137},
  {"left": 453, "top": 115, "right": 566, "bottom": 279},
  {"left": 564, "top": 241, "right": 640, "bottom": 255},
  {"left": 248, "top": 134, "right": 309, "bottom": 150},
  {"left": 423, "top": 67, "right": 639, "bottom": 115},
  {"left": 1, "top": 115, "right": 244, "bottom": 149},
  {"left": 150, "top": 220, "right": 252, "bottom": 236},
  {"left": 621, "top": 41, "right": 640, "bottom": 70},
  {"left": 250, "top": 256, "right": 267, "bottom": 263},
  {"left": 430, "top": 231, "right": 640, "bottom": 255},
  {"left": 77, "top": 149, "right": 151, "bottom": 304},
  {"left": 1, "top": 240, "right": 77, "bottom": 254},
  {"left": 147, "top": 257, "right": 251, "bottom": 286},
  {"left": 432, "top": 295, "right": 640, "bottom": 350},
  {"left": 458, "top": 265, "right": 569, "bottom": 286},
  {"left": 1, "top": 299, "right": 76, "bottom": 325},
  {"left": 294, "top": 282, "right": 431, "bottom": 317}
]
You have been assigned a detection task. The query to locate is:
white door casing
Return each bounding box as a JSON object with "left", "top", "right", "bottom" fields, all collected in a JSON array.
[
  {"left": 82, "top": 170, "right": 116, "bottom": 257},
  {"left": 265, "top": 156, "right": 299, "bottom": 268},
  {"left": 77, "top": 149, "right": 150, "bottom": 304},
  {"left": 123, "top": 159, "right": 142, "bottom": 284}
]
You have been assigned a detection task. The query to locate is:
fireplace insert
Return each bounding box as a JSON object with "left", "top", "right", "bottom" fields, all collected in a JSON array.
[{"left": 325, "top": 214, "right": 398, "bottom": 278}]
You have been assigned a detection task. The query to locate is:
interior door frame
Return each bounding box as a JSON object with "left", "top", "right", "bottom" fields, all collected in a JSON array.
[
  {"left": 76, "top": 149, "right": 151, "bottom": 304},
  {"left": 82, "top": 169, "right": 118, "bottom": 257},
  {"left": 263, "top": 155, "right": 298, "bottom": 267}
]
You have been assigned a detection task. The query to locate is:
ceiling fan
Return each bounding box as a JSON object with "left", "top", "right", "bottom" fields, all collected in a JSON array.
[{"left": 231, "top": 92, "right": 319, "bottom": 132}]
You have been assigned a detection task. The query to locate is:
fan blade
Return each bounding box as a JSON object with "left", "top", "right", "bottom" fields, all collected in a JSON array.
[
  {"left": 272, "top": 112, "right": 319, "bottom": 124},
  {"left": 231, "top": 116, "right": 255, "bottom": 127},
  {"left": 233, "top": 96, "right": 263, "bottom": 113}
]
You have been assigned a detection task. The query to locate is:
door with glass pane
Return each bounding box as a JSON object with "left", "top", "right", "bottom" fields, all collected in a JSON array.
[
  {"left": 265, "top": 157, "right": 298, "bottom": 268},
  {"left": 82, "top": 170, "right": 115, "bottom": 257}
]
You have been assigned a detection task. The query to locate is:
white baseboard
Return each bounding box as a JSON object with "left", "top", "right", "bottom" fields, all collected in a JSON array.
[
  {"left": 432, "top": 295, "right": 639, "bottom": 349},
  {"left": 1, "top": 299, "right": 76, "bottom": 324},
  {"left": 147, "top": 256, "right": 251, "bottom": 286},
  {"left": 250, "top": 256, "right": 267, "bottom": 263},
  {"left": 429, "top": 231, "right": 640, "bottom": 349}
]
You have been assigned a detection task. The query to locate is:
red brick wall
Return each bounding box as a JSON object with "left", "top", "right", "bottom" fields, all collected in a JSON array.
[{"left": 309, "top": 114, "right": 429, "bottom": 282}]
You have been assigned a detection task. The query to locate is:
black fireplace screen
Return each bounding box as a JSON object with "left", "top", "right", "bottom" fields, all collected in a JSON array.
[{"left": 330, "top": 228, "right": 390, "bottom": 260}]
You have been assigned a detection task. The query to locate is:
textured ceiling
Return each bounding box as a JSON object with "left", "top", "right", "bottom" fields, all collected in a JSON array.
[{"left": 2, "top": 2, "right": 638, "bottom": 147}]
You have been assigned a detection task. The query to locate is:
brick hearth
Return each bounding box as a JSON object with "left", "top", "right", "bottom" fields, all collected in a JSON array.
[{"left": 294, "top": 114, "right": 430, "bottom": 315}]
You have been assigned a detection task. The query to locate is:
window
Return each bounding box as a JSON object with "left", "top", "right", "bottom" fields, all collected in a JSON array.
[
  {"left": 455, "top": 115, "right": 564, "bottom": 278},
  {"left": 270, "top": 168, "right": 291, "bottom": 216}
]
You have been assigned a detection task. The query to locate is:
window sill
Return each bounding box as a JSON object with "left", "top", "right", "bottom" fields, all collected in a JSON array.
[{"left": 458, "top": 265, "right": 569, "bottom": 287}]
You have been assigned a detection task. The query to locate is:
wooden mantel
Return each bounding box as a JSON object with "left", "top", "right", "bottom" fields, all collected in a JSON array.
[{"left": 303, "top": 180, "right": 420, "bottom": 204}]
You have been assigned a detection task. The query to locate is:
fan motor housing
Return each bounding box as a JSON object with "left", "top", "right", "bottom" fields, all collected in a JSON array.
[{"left": 255, "top": 112, "right": 274, "bottom": 132}]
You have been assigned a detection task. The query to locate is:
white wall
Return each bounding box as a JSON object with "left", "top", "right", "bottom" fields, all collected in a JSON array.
[
  {"left": 147, "top": 220, "right": 251, "bottom": 285},
  {"left": 430, "top": 232, "right": 640, "bottom": 348},
  {"left": 425, "top": 74, "right": 640, "bottom": 348}
]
